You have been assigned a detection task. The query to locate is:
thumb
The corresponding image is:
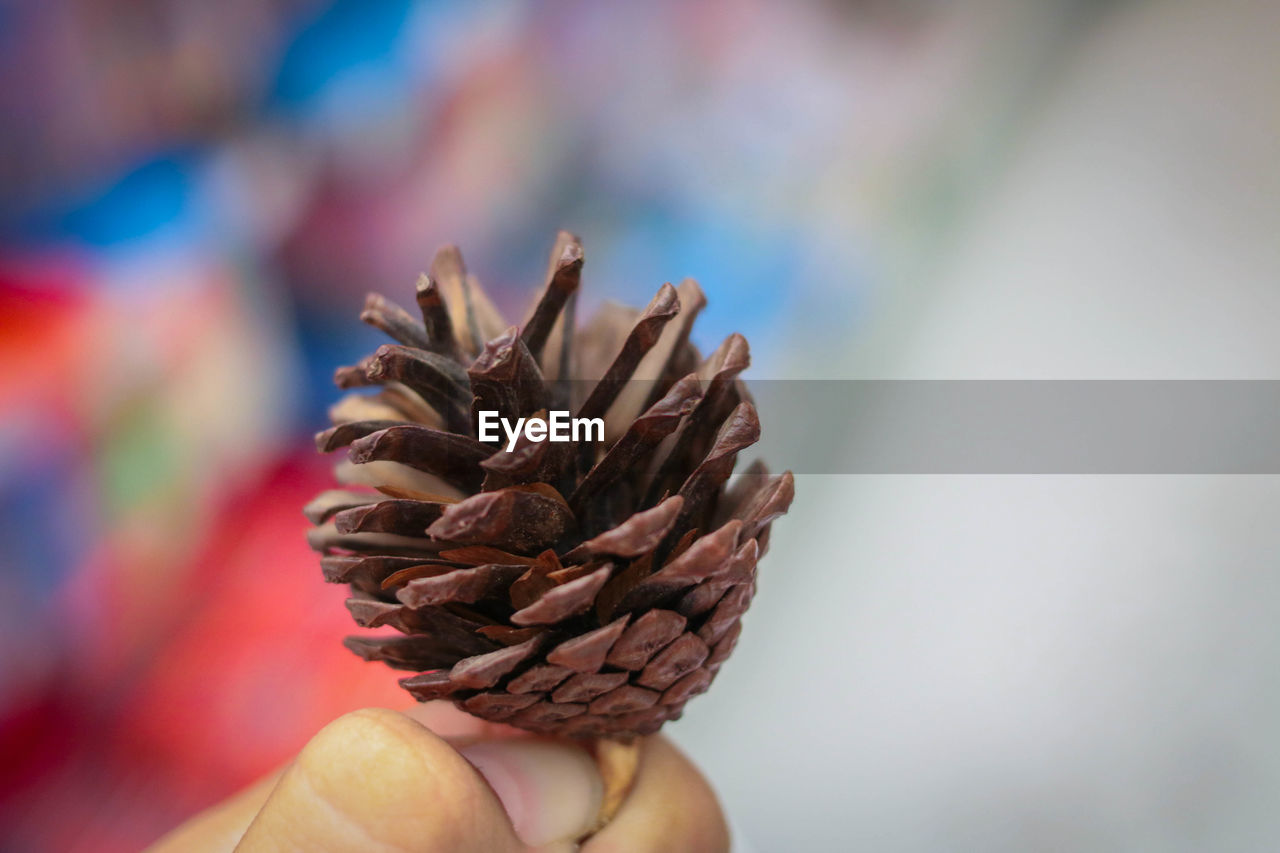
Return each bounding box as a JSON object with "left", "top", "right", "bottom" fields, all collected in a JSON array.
[{"left": 235, "top": 707, "right": 602, "bottom": 852}]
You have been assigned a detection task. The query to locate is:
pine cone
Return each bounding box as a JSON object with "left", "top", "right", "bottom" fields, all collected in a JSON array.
[{"left": 307, "top": 232, "right": 794, "bottom": 739}]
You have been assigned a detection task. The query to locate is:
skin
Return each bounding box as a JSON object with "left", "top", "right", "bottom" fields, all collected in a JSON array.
[{"left": 146, "top": 704, "right": 729, "bottom": 853}]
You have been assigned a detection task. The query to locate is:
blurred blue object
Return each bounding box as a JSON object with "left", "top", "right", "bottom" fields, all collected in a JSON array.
[
  {"left": 0, "top": 422, "right": 92, "bottom": 605},
  {"left": 290, "top": 295, "right": 384, "bottom": 429},
  {"left": 271, "top": 0, "right": 416, "bottom": 106},
  {"left": 603, "top": 200, "right": 803, "bottom": 355},
  {"left": 57, "top": 155, "right": 200, "bottom": 248}
]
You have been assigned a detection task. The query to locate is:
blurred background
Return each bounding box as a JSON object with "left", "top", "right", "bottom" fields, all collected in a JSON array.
[{"left": 2, "top": 0, "right": 1278, "bottom": 850}]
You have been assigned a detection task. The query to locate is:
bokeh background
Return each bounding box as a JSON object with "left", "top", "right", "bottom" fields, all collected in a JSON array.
[{"left": 2, "top": 0, "right": 1279, "bottom": 850}]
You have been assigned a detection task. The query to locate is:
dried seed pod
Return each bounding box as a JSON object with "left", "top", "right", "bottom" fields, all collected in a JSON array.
[{"left": 312, "top": 234, "right": 793, "bottom": 738}]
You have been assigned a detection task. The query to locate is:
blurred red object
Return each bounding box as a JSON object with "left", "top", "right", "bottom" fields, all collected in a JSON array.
[
  {"left": 0, "top": 255, "right": 94, "bottom": 415},
  {"left": 0, "top": 453, "right": 408, "bottom": 852}
]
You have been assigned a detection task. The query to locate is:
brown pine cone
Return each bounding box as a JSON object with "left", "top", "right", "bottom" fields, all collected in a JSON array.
[{"left": 307, "top": 232, "right": 794, "bottom": 739}]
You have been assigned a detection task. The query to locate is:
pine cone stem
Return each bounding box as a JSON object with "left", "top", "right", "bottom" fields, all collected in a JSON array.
[{"left": 584, "top": 737, "right": 642, "bottom": 840}]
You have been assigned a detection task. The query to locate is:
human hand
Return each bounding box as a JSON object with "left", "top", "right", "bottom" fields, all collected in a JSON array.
[{"left": 147, "top": 703, "right": 729, "bottom": 852}]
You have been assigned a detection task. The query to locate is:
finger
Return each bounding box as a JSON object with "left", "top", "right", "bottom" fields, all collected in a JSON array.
[
  {"left": 235, "top": 707, "right": 525, "bottom": 853},
  {"left": 401, "top": 699, "right": 520, "bottom": 739},
  {"left": 144, "top": 702, "right": 472, "bottom": 853},
  {"left": 402, "top": 702, "right": 606, "bottom": 848},
  {"left": 453, "top": 737, "right": 603, "bottom": 849},
  {"left": 583, "top": 736, "right": 729, "bottom": 853},
  {"left": 145, "top": 769, "right": 283, "bottom": 853}
]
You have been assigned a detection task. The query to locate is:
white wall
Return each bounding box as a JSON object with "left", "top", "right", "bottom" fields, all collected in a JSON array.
[{"left": 674, "top": 1, "right": 1280, "bottom": 849}]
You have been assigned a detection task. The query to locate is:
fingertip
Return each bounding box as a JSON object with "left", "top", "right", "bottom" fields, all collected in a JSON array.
[
  {"left": 400, "top": 702, "right": 606, "bottom": 847},
  {"left": 400, "top": 699, "right": 518, "bottom": 739},
  {"left": 457, "top": 738, "right": 603, "bottom": 847}
]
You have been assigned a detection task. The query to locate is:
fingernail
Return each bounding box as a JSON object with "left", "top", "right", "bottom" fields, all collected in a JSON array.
[{"left": 458, "top": 738, "right": 604, "bottom": 847}]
